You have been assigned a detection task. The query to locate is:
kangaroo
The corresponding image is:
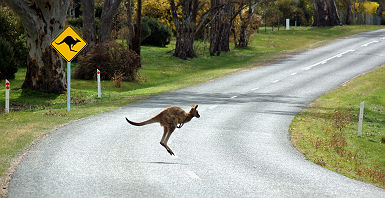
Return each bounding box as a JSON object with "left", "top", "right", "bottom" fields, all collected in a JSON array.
[
  {"left": 56, "top": 36, "right": 81, "bottom": 52},
  {"left": 126, "top": 105, "right": 200, "bottom": 156}
]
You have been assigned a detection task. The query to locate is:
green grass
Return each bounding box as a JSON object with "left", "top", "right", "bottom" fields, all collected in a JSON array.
[
  {"left": 0, "top": 25, "right": 385, "bottom": 180},
  {"left": 290, "top": 66, "right": 385, "bottom": 188}
]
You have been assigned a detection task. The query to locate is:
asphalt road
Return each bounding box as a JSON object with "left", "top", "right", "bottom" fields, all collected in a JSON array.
[{"left": 8, "top": 29, "right": 385, "bottom": 197}]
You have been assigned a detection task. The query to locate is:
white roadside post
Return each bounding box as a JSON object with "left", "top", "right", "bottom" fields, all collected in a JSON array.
[
  {"left": 286, "top": 19, "right": 290, "bottom": 30},
  {"left": 5, "top": 80, "right": 10, "bottom": 113},
  {"left": 97, "top": 69, "right": 101, "bottom": 98},
  {"left": 357, "top": 101, "right": 365, "bottom": 137}
]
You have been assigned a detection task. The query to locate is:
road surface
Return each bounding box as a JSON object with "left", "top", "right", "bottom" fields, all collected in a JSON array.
[{"left": 8, "top": 29, "right": 385, "bottom": 197}]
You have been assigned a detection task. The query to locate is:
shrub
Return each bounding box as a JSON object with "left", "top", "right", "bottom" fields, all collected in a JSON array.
[
  {"left": 109, "top": 41, "right": 141, "bottom": 81},
  {"left": 111, "top": 72, "right": 123, "bottom": 88},
  {"left": 141, "top": 17, "right": 171, "bottom": 47},
  {"left": 0, "top": 7, "right": 27, "bottom": 68},
  {"left": 75, "top": 41, "right": 141, "bottom": 81},
  {"left": 0, "top": 37, "right": 18, "bottom": 80}
]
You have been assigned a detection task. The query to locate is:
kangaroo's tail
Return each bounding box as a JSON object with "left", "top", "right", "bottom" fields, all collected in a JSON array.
[
  {"left": 55, "top": 41, "right": 64, "bottom": 45},
  {"left": 125, "top": 117, "right": 158, "bottom": 126}
]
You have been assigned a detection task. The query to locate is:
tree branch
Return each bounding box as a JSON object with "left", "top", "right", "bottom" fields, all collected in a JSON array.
[{"left": 195, "top": 4, "right": 226, "bottom": 34}]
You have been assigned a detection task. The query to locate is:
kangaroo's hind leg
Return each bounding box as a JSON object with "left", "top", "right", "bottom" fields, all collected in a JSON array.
[
  {"left": 160, "top": 126, "right": 174, "bottom": 155},
  {"left": 164, "top": 125, "right": 176, "bottom": 155}
]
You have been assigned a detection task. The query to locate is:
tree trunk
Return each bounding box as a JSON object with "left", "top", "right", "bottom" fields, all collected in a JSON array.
[
  {"left": 238, "top": 1, "right": 253, "bottom": 48},
  {"left": 209, "top": 0, "right": 221, "bottom": 56},
  {"left": 125, "top": 0, "right": 134, "bottom": 50},
  {"left": 220, "top": 4, "right": 232, "bottom": 52},
  {"left": 376, "top": 1, "right": 385, "bottom": 25},
  {"left": 313, "top": 0, "right": 342, "bottom": 26},
  {"left": 5, "top": 0, "right": 69, "bottom": 94},
  {"left": 346, "top": 0, "right": 353, "bottom": 25},
  {"left": 238, "top": 15, "right": 250, "bottom": 48},
  {"left": 169, "top": 0, "right": 198, "bottom": 59},
  {"left": 81, "top": 0, "right": 96, "bottom": 52},
  {"left": 175, "top": 23, "right": 196, "bottom": 59},
  {"left": 210, "top": 0, "right": 233, "bottom": 56},
  {"left": 99, "top": 0, "right": 123, "bottom": 42},
  {"left": 132, "top": 0, "right": 142, "bottom": 55}
]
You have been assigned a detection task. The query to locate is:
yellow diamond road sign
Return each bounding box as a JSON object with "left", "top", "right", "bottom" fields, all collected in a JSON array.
[{"left": 51, "top": 26, "right": 87, "bottom": 62}]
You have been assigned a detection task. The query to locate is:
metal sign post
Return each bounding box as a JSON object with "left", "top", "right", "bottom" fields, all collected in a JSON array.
[
  {"left": 5, "top": 80, "right": 10, "bottom": 113},
  {"left": 97, "top": 69, "right": 101, "bottom": 98},
  {"left": 67, "top": 62, "right": 71, "bottom": 112}
]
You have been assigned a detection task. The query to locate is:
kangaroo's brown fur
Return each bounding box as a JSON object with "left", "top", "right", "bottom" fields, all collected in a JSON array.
[{"left": 126, "top": 105, "right": 200, "bottom": 155}]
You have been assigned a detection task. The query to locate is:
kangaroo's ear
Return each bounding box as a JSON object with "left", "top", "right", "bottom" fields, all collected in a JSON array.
[{"left": 195, "top": 105, "right": 198, "bottom": 109}]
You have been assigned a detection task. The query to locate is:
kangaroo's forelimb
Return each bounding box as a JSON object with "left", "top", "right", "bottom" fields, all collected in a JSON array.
[{"left": 177, "top": 123, "right": 184, "bottom": 128}]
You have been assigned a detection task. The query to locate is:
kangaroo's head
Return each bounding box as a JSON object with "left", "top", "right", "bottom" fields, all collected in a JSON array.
[
  {"left": 189, "top": 105, "right": 200, "bottom": 118},
  {"left": 75, "top": 39, "right": 81, "bottom": 43}
]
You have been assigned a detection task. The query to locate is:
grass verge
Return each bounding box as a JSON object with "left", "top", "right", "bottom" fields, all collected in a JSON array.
[
  {"left": 1, "top": 26, "right": 385, "bottom": 192},
  {"left": 290, "top": 65, "right": 385, "bottom": 188}
]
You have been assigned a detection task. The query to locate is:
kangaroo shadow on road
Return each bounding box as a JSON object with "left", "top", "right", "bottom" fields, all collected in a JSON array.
[{"left": 137, "top": 161, "right": 189, "bottom": 166}]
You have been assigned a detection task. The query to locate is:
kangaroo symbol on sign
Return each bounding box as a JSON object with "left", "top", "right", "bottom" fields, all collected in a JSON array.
[{"left": 56, "top": 36, "right": 81, "bottom": 52}]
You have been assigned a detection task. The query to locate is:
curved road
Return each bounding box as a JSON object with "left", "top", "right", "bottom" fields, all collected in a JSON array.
[{"left": 9, "top": 30, "right": 385, "bottom": 197}]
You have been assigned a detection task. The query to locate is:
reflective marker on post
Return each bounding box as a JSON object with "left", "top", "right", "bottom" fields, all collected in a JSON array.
[
  {"left": 5, "top": 79, "right": 9, "bottom": 113},
  {"left": 97, "top": 69, "right": 101, "bottom": 98},
  {"left": 67, "top": 62, "right": 71, "bottom": 112}
]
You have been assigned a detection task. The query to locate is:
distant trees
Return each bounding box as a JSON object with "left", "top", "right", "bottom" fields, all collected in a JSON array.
[
  {"left": 3, "top": 0, "right": 384, "bottom": 94},
  {"left": 209, "top": 0, "right": 233, "bottom": 56},
  {"left": 235, "top": 0, "right": 262, "bottom": 48},
  {"left": 313, "top": 0, "right": 342, "bottom": 26},
  {"left": 81, "top": 0, "right": 123, "bottom": 46}
]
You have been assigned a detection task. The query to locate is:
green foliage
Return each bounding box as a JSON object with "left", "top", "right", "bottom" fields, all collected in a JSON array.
[
  {"left": 260, "top": 0, "right": 314, "bottom": 27},
  {"left": 140, "top": 18, "right": 152, "bottom": 41},
  {"left": 0, "top": 6, "right": 27, "bottom": 68},
  {"left": 67, "top": 16, "right": 83, "bottom": 30},
  {"left": 0, "top": 38, "right": 18, "bottom": 80},
  {"left": 142, "top": 0, "right": 177, "bottom": 32},
  {"left": 141, "top": 17, "right": 171, "bottom": 47},
  {"left": 353, "top": 1, "right": 380, "bottom": 15}
]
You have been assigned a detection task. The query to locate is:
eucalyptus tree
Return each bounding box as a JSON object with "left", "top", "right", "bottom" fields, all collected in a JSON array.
[{"left": 5, "top": 0, "right": 70, "bottom": 93}]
